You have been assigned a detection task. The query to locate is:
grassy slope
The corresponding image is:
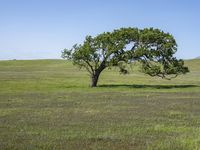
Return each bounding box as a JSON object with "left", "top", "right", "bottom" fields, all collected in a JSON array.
[{"left": 0, "top": 59, "right": 200, "bottom": 149}]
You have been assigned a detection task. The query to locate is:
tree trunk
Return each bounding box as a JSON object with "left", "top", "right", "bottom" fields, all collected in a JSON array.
[
  {"left": 90, "top": 60, "right": 106, "bottom": 87},
  {"left": 91, "top": 72, "right": 100, "bottom": 87}
]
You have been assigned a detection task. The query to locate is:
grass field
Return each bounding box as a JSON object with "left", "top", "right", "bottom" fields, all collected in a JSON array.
[{"left": 0, "top": 59, "right": 200, "bottom": 150}]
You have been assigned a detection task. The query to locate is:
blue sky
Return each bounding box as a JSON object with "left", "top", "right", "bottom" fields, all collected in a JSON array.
[{"left": 0, "top": 0, "right": 199, "bottom": 60}]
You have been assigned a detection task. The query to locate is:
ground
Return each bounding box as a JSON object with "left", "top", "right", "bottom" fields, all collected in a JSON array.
[{"left": 0, "top": 59, "right": 200, "bottom": 150}]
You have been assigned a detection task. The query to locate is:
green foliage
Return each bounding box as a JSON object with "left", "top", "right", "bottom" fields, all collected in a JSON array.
[{"left": 62, "top": 27, "right": 189, "bottom": 86}]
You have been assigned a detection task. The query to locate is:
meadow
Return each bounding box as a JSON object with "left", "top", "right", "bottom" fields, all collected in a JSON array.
[{"left": 0, "top": 59, "right": 200, "bottom": 150}]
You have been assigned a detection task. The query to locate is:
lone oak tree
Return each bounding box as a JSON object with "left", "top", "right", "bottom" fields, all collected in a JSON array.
[{"left": 62, "top": 27, "right": 189, "bottom": 87}]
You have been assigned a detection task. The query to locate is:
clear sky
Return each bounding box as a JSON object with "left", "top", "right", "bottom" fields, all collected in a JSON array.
[{"left": 0, "top": 0, "right": 199, "bottom": 60}]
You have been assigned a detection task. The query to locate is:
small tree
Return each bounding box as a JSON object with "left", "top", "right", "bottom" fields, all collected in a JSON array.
[{"left": 62, "top": 27, "right": 189, "bottom": 87}]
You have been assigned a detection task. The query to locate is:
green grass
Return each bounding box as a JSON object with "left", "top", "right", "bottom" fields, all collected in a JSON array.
[{"left": 0, "top": 59, "right": 200, "bottom": 149}]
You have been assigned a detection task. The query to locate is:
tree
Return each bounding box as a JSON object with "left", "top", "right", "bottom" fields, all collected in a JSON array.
[{"left": 62, "top": 27, "right": 189, "bottom": 87}]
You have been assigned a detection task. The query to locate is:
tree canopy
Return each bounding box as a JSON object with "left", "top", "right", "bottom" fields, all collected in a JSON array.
[{"left": 62, "top": 27, "right": 189, "bottom": 87}]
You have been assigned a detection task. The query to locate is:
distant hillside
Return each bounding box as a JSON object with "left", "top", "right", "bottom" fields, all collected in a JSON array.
[{"left": 196, "top": 56, "right": 200, "bottom": 59}]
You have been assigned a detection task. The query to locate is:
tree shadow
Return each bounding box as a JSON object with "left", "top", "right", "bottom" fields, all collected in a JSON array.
[{"left": 99, "top": 84, "right": 199, "bottom": 89}]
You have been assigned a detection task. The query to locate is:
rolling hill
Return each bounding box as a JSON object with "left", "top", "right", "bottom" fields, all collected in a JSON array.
[{"left": 0, "top": 59, "right": 200, "bottom": 149}]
